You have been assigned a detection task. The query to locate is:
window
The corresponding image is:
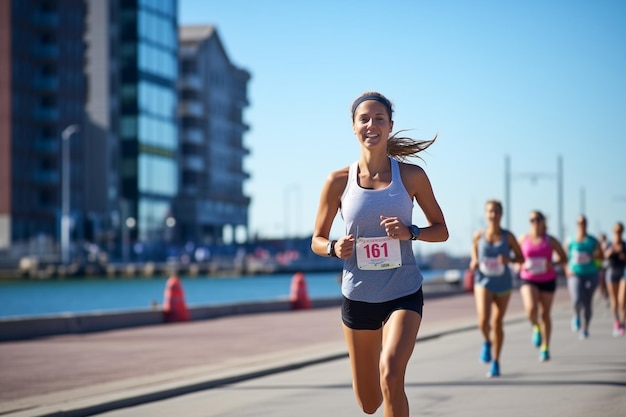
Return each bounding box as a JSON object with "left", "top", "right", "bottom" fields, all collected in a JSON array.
[{"left": 138, "top": 154, "right": 177, "bottom": 196}]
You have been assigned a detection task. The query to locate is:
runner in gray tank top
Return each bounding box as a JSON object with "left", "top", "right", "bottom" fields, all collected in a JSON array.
[
  {"left": 312, "top": 92, "right": 448, "bottom": 417},
  {"left": 340, "top": 157, "right": 422, "bottom": 303},
  {"left": 470, "top": 200, "right": 525, "bottom": 377}
]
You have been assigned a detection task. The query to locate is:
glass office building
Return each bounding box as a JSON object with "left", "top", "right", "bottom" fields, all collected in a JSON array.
[{"left": 118, "top": 0, "right": 179, "bottom": 248}]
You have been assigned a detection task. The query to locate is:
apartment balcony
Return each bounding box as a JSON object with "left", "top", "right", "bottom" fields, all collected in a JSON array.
[
  {"left": 180, "top": 46, "right": 197, "bottom": 58},
  {"left": 35, "top": 44, "right": 60, "bottom": 59},
  {"left": 34, "top": 138, "right": 60, "bottom": 154},
  {"left": 181, "top": 184, "right": 200, "bottom": 195},
  {"left": 35, "top": 107, "right": 59, "bottom": 122},
  {"left": 183, "top": 155, "right": 205, "bottom": 171},
  {"left": 179, "top": 74, "right": 202, "bottom": 90},
  {"left": 33, "top": 11, "right": 59, "bottom": 27},
  {"left": 209, "top": 190, "right": 250, "bottom": 205},
  {"left": 34, "top": 169, "right": 59, "bottom": 185},
  {"left": 181, "top": 128, "right": 204, "bottom": 145},
  {"left": 179, "top": 101, "right": 204, "bottom": 118},
  {"left": 34, "top": 75, "right": 59, "bottom": 91}
]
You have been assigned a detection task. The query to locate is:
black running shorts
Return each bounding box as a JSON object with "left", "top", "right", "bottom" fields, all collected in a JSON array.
[{"left": 341, "top": 288, "right": 424, "bottom": 330}]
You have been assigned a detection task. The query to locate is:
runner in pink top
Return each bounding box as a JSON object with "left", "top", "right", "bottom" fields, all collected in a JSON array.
[{"left": 518, "top": 210, "right": 568, "bottom": 362}]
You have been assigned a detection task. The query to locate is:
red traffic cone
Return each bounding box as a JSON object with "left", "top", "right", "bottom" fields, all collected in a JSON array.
[
  {"left": 163, "top": 276, "right": 190, "bottom": 322},
  {"left": 290, "top": 272, "right": 312, "bottom": 310}
]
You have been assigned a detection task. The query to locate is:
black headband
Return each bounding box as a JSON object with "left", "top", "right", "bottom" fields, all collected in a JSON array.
[{"left": 351, "top": 95, "right": 392, "bottom": 119}]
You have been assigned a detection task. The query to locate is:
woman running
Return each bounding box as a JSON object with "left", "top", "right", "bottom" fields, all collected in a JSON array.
[
  {"left": 518, "top": 210, "right": 568, "bottom": 361},
  {"left": 470, "top": 199, "right": 525, "bottom": 377},
  {"left": 566, "top": 215, "right": 603, "bottom": 339}
]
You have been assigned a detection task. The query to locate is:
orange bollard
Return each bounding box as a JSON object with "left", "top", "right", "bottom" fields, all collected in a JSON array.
[
  {"left": 163, "top": 276, "right": 190, "bottom": 322},
  {"left": 289, "top": 272, "right": 312, "bottom": 310}
]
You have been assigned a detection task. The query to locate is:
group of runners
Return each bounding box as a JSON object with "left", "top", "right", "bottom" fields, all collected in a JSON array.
[{"left": 470, "top": 200, "right": 626, "bottom": 377}]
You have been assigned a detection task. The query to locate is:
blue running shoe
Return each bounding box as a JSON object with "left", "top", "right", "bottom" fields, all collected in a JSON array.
[
  {"left": 487, "top": 360, "right": 500, "bottom": 377},
  {"left": 480, "top": 341, "right": 492, "bottom": 363},
  {"left": 579, "top": 329, "right": 589, "bottom": 340},
  {"left": 571, "top": 316, "right": 580, "bottom": 332},
  {"left": 539, "top": 349, "right": 550, "bottom": 362},
  {"left": 532, "top": 326, "right": 541, "bottom": 347}
]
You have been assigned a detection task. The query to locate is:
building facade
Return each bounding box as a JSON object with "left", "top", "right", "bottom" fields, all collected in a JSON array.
[
  {"left": 0, "top": 0, "right": 86, "bottom": 258},
  {"left": 118, "top": 0, "right": 179, "bottom": 259},
  {"left": 83, "top": 0, "right": 121, "bottom": 256},
  {"left": 1, "top": 1, "right": 251, "bottom": 264},
  {"left": 83, "top": 0, "right": 180, "bottom": 260},
  {"left": 178, "top": 25, "right": 251, "bottom": 246}
]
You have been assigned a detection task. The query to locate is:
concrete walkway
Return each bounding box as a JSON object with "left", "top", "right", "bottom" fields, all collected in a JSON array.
[{"left": 1, "top": 283, "right": 624, "bottom": 416}]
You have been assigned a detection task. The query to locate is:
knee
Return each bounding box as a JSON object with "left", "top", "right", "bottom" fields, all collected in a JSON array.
[
  {"left": 492, "top": 316, "right": 505, "bottom": 330},
  {"left": 526, "top": 306, "right": 538, "bottom": 318},
  {"left": 477, "top": 317, "right": 490, "bottom": 329},
  {"left": 380, "top": 365, "right": 404, "bottom": 400}
]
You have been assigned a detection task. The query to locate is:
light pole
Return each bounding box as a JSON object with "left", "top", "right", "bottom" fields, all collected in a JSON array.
[
  {"left": 61, "top": 124, "right": 79, "bottom": 265},
  {"left": 504, "top": 155, "right": 564, "bottom": 242}
]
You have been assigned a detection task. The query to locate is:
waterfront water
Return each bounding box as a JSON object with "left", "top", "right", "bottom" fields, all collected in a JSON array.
[{"left": 0, "top": 270, "right": 449, "bottom": 319}]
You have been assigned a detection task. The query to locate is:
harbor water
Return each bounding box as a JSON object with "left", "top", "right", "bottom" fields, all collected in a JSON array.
[{"left": 0, "top": 270, "right": 450, "bottom": 319}]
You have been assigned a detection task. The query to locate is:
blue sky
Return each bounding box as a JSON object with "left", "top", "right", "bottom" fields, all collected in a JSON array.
[{"left": 179, "top": 0, "right": 626, "bottom": 256}]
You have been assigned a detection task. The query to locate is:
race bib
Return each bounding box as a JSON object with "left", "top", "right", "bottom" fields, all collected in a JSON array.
[
  {"left": 572, "top": 250, "right": 591, "bottom": 265},
  {"left": 524, "top": 257, "right": 548, "bottom": 274},
  {"left": 356, "top": 236, "right": 402, "bottom": 270},
  {"left": 479, "top": 256, "right": 505, "bottom": 277}
]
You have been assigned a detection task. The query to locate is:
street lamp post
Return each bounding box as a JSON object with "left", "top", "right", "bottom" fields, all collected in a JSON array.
[
  {"left": 61, "top": 124, "right": 79, "bottom": 265},
  {"left": 504, "top": 155, "right": 564, "bottom": 243}
]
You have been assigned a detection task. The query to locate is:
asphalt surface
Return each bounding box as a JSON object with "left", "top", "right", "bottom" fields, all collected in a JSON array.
[{"left": 1, "top": 282, "right": 624, "bottom": 417}]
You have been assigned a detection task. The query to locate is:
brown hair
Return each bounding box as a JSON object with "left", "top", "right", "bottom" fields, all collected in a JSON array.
[
  {"left": 350, "top": 91, "right": 437, "bottom": 162},
  {"left": 485, "top": 199, "right": 503, "bottom": 214},
  {"left": 530, "top": 210, "right": 547, "bottom": 234},
  {"left": 530, "top": 210, "right": 545, "bottom": 221}
]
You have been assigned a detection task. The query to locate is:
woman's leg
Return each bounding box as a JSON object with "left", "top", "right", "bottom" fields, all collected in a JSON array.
[
  {"left": 520, "top": 283, "right": 539, "bottom": 327},
  {"left": 379, "top": 309, "right": 421, "bottom": 417},
  {"left": 580, "top": 274, "right": 598, "bottom": 333},
  {"left": 606, "top": 270, "right": 620, "bottom": 322},
  {"left": 491, "top": 292, "right": 512, "bottom": 362},
  {"left": 619, "top": 278, "right": 626, "bottom": 326},
  {"left": 342, "top": 324, "right": 383, "bottom": 414},
  {"left": 537, "top": 289, "right": 555, "bottom": 350},
  {"left": 567, "top": 276, "right": 583, "bottom": 330},
  {"left": 474, "top": 285, "right": 493, "bottom": 343},
  {"left": 606, "top": 274, "right": 621, "bottom": 335}
]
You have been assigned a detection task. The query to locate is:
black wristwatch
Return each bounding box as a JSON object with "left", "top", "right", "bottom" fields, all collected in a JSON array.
[
  {"left": 409, "top": 225, "right": 421, "bottom": 241},
  {"left": 327, "top": 240, "right": 338, "bottom": 257}
]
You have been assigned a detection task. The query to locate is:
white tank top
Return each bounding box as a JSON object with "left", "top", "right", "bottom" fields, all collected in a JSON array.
[{"left": 340, "top": 158, "right": 423, "bottom": 302}]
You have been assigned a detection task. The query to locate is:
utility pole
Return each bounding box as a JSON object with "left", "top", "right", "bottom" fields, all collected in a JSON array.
[
  {"left": 61, "top": 124, "right": 79, "bottom": 264},
  {"left": 504, "top": 155, "right": 564, "bottom": 242}
]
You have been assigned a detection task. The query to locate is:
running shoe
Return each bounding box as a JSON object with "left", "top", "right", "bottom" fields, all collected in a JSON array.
[
  {"left": 579, "top": 329, "right": 589, "bottom": 340},
  {"left": 487, "top": 360, "right": 500, "bottom": 377},
  {"left": 612, "top": 320, "right": 621, "bottom": 338},
  {"left": 480, "top": 341, "right": 492, "bottom": 363},
  {"left": 539, "top": 349, "right": 550, "bottom": 362},
  {"left": 571, "top": 316, "right": 580, "bottom": 332},
  {"left": 620, "top": 323, "right": 626, "bottom": 337},
  {"left": 532, "top": 325, "right": 541, "bottom": 347}
]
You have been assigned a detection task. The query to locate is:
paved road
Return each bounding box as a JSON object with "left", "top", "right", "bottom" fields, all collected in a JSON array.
[
  {"left": 96, "top": 301, "right": 626, "bottom": 417},
  {"left": 1, "top": 283, "right": 624, "bottom": 416}
]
